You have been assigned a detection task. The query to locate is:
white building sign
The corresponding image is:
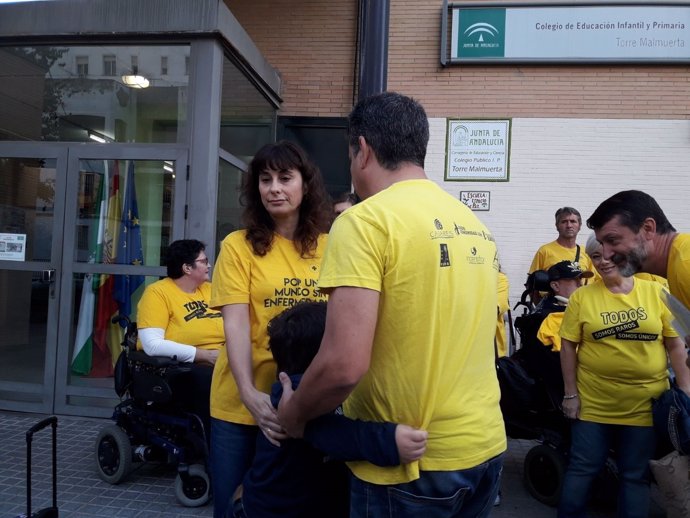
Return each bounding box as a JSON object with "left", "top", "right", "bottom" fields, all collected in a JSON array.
[
  {"left": 446, "top": 119, "right": 510, "bottom": 181},
  {"left": 449, "top": 5, "right": 690, "bottom": 63},
  {"left": 460, "top": 191, "right": 490, "bottom": 211}
]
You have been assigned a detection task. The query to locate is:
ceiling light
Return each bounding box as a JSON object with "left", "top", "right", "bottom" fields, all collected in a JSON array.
[
  {"left": 163, "top": 164, "right": 174, "bottom": 173},
  {"left": 121, "top": 74, "right": 150, "bottom": 89},
  {"left": 88, "top": 132, "right": 107, "bottom": 143}
]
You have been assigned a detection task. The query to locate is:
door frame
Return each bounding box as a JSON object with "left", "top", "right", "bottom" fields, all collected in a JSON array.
[
  {"left": 0, "top": 142, "right": 189, "bottom": 417},
  {"left": 0, "top": 142, "right": 68, "bottom": 414}
]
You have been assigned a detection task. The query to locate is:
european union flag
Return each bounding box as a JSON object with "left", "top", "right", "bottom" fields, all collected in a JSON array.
[{"left": 114, "top": 160, "right": 144, "bottom": 320}]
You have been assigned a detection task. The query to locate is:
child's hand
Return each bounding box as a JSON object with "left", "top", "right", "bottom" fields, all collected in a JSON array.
[{"left": 395, "top": 424, "right": 427, "bottom": 464}]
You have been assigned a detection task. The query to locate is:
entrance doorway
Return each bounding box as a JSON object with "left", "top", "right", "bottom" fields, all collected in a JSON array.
[{"left": 0, "top": 142, "right": 187, "bottom": 417}]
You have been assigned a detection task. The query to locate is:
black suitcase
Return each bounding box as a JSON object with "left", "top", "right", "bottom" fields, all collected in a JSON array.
[{"left": 16, "top": 416, "right": 58, "bottom": 518}]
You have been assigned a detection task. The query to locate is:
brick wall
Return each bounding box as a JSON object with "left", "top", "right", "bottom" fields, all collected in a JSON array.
[
  {"left": 225, "top": 0, "right": 357, "bottom": 117},
  {"left": 388, "top": 0, "right": 690, "bottom": 119},
  {"left": 228, "top": 0, "right": 690, "bottom": 119}
]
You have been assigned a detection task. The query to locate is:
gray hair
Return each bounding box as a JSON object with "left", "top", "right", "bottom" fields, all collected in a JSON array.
[{"left": 585, "top": 234, "right": 601, "bottom": 257}]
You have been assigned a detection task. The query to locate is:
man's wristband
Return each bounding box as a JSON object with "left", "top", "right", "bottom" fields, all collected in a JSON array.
[{"left": 563, "top": 394, "right": 579, "bottom": 400}]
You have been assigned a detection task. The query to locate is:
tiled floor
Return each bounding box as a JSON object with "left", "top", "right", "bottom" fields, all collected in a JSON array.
[
  {"left": 0, "top": 410, "right": 666, "bottom": 518},
  {"left": 1, "top": 411, "right": 211, "bottom": 518}
]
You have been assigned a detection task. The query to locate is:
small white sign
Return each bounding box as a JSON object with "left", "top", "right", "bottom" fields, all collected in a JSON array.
[
  {"left": 460, "top": 191, "right": 490, "bottom": 211},
  {"left": 446, "top": 119, "right": 510, "bottom": 181},
  {"left": 0, "top": 233, "right": 27, "bottom": 261}
]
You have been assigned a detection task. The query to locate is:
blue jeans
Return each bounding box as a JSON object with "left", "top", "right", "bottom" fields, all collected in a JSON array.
[
  {"left": 558, "top": 420, "right": 656, "bottom": 518},
  {"left": 349, "top": 454, "right": 503, "bottom": 518},
  {"left": 210, "top": 418, "right": 258, "bottom": 518}
]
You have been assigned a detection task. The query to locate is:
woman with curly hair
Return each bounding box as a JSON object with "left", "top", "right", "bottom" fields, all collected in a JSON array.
[{"left": 208, "top": 141, "right": 331, "bottom": 518}]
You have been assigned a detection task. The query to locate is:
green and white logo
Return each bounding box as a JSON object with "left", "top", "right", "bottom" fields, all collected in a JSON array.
[{"left": 456, "top": 8, "right": 506, "bottom": 58}]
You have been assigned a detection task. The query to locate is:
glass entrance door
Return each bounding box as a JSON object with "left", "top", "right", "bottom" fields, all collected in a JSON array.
[
  {"left": 0, "top": 143, "right": 188, "bottom": 417},
  {"left": 0, "top": 143, "right": 67, "bottom": 413}
]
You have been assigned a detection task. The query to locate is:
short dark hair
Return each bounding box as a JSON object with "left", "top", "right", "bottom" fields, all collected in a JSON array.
[
  {"left": 587, "top": 190, "right": 676, "bottom": 234},
  {"left": 555, "top": 207, "right": 581, "bottom": 224},
  {"left": 348, "top": 91, "right": 429, "bottom": 170},
  {"left": 333, "top": 192, "right": 357, "bottom": 205},
  {"left": 241, "top": 141, "right": 331, "bottom": 258},
  {"left": 267, "top": 301, "right": 327, "bottom": 376},
  {"left": 165, "top": 239, "right": 206, "bottom": 279}
]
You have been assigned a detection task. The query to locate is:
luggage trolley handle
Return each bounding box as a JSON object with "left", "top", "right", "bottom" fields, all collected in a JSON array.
[{"left": 25, "top": 416, "right": 58, "bottom": 518}]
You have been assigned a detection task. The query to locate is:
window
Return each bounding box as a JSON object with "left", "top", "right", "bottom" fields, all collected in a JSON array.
[
  {"left": 76, "top": 56, "right": 88, "bottom": 76},
  {"left": 0, "top": 44, "right": 190, "bottom": 143},
  {"left": 103, "top": 55, "right": 116, "bottom": 76},
  {"left": 160, "top": 56, "right": 168, "bottom": 75},
  {"left": 219, "top": 54, "right": 276, "bottom": 162},
  {"left": 131, "top": 55, "right": 138, "bottom": 74}
]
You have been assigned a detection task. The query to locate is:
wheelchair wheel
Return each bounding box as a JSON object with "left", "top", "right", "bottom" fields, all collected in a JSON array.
[
  {"left": 95, "top": 425, "right": 132, "bottom": 484},
  {"left": 523, "top": 443, "right": 567, "bottom": 507},
  {"left": 174, "top": 463, "right": 210, "bottom": 507}
]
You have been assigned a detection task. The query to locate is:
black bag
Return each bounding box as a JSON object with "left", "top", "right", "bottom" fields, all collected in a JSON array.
[
  {"left": 496, "top": 354, "right": 538, "bottom": 411},
  {"left": 20, "top": 416, "right": 58, "bottom": 518},
  {"left": 652, "top": 383, "right": 690, "bottom": 455},
  {"left": 113, "top": 320, "right": 137, "bottom": 398},
  {"left": 113, "top": 351, "right": 130, "bottom": 398}
]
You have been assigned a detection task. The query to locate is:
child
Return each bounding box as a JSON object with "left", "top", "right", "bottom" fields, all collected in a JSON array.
[{"left": 233, "top": 301, "right": 427, "bottom": 518}]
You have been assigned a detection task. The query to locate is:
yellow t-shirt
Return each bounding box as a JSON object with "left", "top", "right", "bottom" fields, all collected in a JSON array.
[
  {"left": 529, "top": 240, "right": 595, "bottom": 279},
  {"left": 136, "top": 278, "right": 224, "bottom": 351},
  {"left": 495, "top": 272, "right": 510, "bottom": 357},
  {"left": 560, "top": 279, "right": 677, "bottom": 426},
  {"left": 537, "top": 310, "right": 565, "bottom": 352},
  {"left": 634, "top": 272, "right": 669, "bottom": 289},
  {"left": 589, "top": 271, "right": 667, "bottom": 288},
  {"left": 667, "top": 233, "right": 690, "bottom": 311},
  {"left": 320, "top": 179, "right": 506, "bottom": 484},
  {"left": 209, "top": 230, "right": 327, "bottom": 425}
]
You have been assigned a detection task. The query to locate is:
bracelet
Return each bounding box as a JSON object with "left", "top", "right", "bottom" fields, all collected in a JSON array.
[{"left": 563, "top": 394, "right": 579, "bottom": 400}]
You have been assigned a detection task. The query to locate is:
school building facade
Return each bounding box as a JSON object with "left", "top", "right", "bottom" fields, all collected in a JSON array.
[{"left": 0, "top": 0, "right": 688, "bottom": 417}]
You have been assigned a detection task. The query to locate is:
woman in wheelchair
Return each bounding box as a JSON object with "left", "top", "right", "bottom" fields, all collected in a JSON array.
[{"left": 136, "top": 239, "right": 225, "bottom": 433}]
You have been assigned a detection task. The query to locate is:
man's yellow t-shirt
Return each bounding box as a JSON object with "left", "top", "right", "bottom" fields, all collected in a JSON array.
[
  {"left": 320, "top": 179, "right": 506, "bottom": 485},
  {"left": 529, "top": 240, "right": 595, "bottom": 279},
  {"left": 667, "top": 233, "right": 690, "bottom": 311},
  {"left": 209, "top": 231, "right": 327, "bottom": 425},
  {"left": 560, "top": 278, "right": 676, "bottom": 426},
  {"left": 495, "top": 272, "right": 510, "bottom": 357}
]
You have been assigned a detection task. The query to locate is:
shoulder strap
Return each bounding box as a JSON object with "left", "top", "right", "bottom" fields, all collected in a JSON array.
[
  {"left": 507, "top": 309, "right": 516, "bottom": 355},
  {"left": 575, "top": 244, "right": 581, "bottom": 263}
]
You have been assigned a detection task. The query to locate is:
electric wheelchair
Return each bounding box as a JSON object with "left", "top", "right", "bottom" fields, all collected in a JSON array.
[
  {"left": 94, "top": 316, "right": 211, "bottom": 507},
  {"left": 497, "top": 273, "right": 618, "bottom": 508}
]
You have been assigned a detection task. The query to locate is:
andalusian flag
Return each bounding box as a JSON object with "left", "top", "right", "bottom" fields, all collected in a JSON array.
[
  {"left": 71, "top": 170, "right": 107, "bottom": 375},
  {"left": 90, "top": 160, "right": 123, "bottom": 377}
]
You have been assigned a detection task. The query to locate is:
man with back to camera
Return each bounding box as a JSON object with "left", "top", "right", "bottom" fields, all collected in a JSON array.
[
  {"left": 529, "top": 206, "right": 595, "bottom": 276},
  {"left": 277, "top": 91, "right": 506, "bottom": 518},
  {"left": 587, "top": 190, "right": 689, "bottom": 308}
]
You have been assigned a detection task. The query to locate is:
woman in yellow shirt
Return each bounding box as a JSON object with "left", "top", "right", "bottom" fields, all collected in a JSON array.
[
  {"left": 559, "top": 235, "right": 690, "bottom": 518},
  {"left": 137, "top": 239, "right": 225, "bottom": 433},
  {"left": 208, "top": 141, "right": 331, "bottom": 518}
]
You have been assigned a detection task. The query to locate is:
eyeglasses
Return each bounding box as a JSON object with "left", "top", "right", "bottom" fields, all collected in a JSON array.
[{"left": 194, "top": 258, "right": 209, "bottom": 265}]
